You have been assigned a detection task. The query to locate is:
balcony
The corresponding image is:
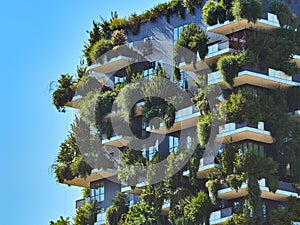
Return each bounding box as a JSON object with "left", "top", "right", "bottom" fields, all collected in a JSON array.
[
  {"left": 208, "top": 68, "right": 300, "bottom": 89},
  {"left": 88, "top": 45, "right": 139, "bottom": 74},
  {"left": 207, "top": 13, "right": 280, "bottom": 35},
  {"left": 146, "top": 106, "right": 200, "bottom": 134},
  {"left": 183, "top": 159, "right": 221, "bottom": 179},
  {"left": 65, "top": 94, "right": 82, "bottom": 109},
  {"left": 179, "top": 41, "right": 235, "bottom": 72},
  {"left": 161, "top": 199, "right": 170, "bottom": 215},
  {"left": 101, "top": 134, "right": 131, "bottom": 147},
  {"left": 210, "top": 207, "right": 232, "bottom": 225},
  {"left": 215, "top": 122, "right": 274, "bottom": 144},
  {"left": 63, "top": 168, "right": 117, "bottom": 188},
  {"left": 121, "top": 182, "right": 146, "bottom": 195},
  {"left": 94, "top": 211, "right": 106, "bottom": 225},
  {"left": 290, "top": 110, "right": 300, "bottom": 121},
  {"left": 218, "top": 179, "right": 299, "bottom": 201},
  {"left": 293, "top": 54, "right": 300, "bottom": 68}
]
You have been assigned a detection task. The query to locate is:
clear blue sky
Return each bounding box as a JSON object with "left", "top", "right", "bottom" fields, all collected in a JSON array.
[{"left": 0, "top": 0, "right": 165, "bottom": 224}]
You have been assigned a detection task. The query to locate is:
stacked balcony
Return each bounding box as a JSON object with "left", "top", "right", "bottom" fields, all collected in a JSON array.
[
  {"left": 121, "top": 182, "right": 146, "bottom": 195},
  {"left": 183, "top": 158, "right": 221, "bottom": 179},
  {"left": 88, "top": 45, "right": 140, "bottom": 74},
  {"left": 218, "top": 179, "right": 299, "bottom": 201},
  {"left": 215, "top": 122, "right": 274, "bottom": 144},
  {"left": 179, "top": 40, "right": 235, "bottom": 72},
  {"left": 63, "top": 168, "right": 117, "bottom": 188},
  {"left": 208, "top": 67, "right": 300, "bottom": 89},
  {"left": 101, "top": 134, "right": 132, "bottom": 147},
  {"left": 210, "top": 207, "right": 233, "bottom": 225},
  {"left": 146, "top": 105, "right": 200, "bottom": 134},
  {"left": 207, "top": 13, "right": 280, "bottom": 35}
]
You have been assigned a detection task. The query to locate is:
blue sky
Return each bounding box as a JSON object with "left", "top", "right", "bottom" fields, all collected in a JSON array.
[{"left": 0, "top": 0, "right": 165, "bottom": 224}]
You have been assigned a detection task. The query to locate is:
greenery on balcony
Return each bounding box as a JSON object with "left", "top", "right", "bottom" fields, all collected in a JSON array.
[
  {"left": 270, "top": 0, "right": 299, "bottom": 29},
  {"left": 207, "top": 145, "right": 278, "bottom": 220},
  {"left": 52, "top": 74, "right": 76, "bottom": 113},
  {"left": 269, "top": 197, "right": 300, "bottom": 225},
  {"left": 106, "top": 192, "right": 129, "bottom": 225},
  {"left": 173, "top": 23, "right": 209, "bottom": 67},
  {"left": 202, "top": 0, "right": 263, "bottom": 26}
]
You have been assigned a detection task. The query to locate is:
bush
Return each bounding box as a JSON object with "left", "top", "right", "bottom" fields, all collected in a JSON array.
[
  {"left": 109, "top": 18, "right": 126, "bottom": 30},
  {"left": 270, "top": 0, "right": 299, "bottom": 29},
  {"left": 183, "top": 0, "right": 203, "bottom": 15},
  {"left": 89, "top": 39, "right": 113, "bottom": 64},
  {"left": 52, "top": 74, "right": 76, "bottom": 113},
  {"left": 232, "top": 0, "right": 263, "bottom": 23},
  {"left": 111, "top": 29, "right": 127, "bottom": 46},
  {"left": 202, "top": 1, "right": 226, "bottom": 26},
  {"left": 217, "top": 54, "right": 240, "bottom": 88}
]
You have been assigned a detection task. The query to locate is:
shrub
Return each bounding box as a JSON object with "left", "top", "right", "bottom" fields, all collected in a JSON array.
[
  {"left": 270, "top": 0, "right": 299, "bottom": 29},
  {"left": 109, "top": 18, "right": 126, "bottom": 30},
  {"left": 127, "top": 13, "right": 141, "bottom": 35},
  {"left": 217, "top": 54, "right": 240, "bottom": 88},
  {"left": 89, "top": 39, "right": 113, "bottom": 64},
  {"left": 111, "top": 29, "right": 127, "bottom": 46},
  {"left": 202, "top": 1, "right": 226, "bottom": 26},
  {"left": 183, "top": 0, "right": 203, "bottom": 15},
  {"left": 232, "top": 0, "right": 263, "bottom": 23},
  {"left": 52, "top": 74, "right": 76, "bottom": 113}
]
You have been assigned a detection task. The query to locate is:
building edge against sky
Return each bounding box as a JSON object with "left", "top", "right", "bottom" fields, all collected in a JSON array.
[{"left": 51, "top": 0, "right": 300, "bottom": 224}]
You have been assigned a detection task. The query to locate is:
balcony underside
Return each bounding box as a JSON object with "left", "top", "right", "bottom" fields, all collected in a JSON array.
[
  {"left": 218, "top": 184, "right": 299, "bottom": 201},
  {"left": 102, "top": 136, "right": 131, "bottom": 147},
  {"left": 88, "top": 56, "right": 133, "bottom": 74},
  {"left": 146, "top": 112, "right": 200, "bottom": 134},
  {"left": 65, "top": 97, "right": 82, "bottom": 109},
  {"left": 63, "top": 169, "right": 116, "bottom": 188},
  {"left": 183, "top": 164, "right": 221, "bottom": 179},
  {"left": 207, "top": 18, "right": 279, "bottom": 35},
  {"left": 179, "top": 48, "right": 234, "bottom": 73},
  {"left": 215, "top": 128, "right": 274, "bottom": 144},
  {"left": 209, "top": 71, "right": 297, "bottom": 89}
]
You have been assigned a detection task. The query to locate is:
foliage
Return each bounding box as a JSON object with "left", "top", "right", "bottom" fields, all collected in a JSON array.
[
  {"left": 217, "top": 54, "right": 240, "bottom": 88},
  {"left": 184, "top": 191, "right": 212, "bottom": 224},
  {"left": 224, "top": 213, "right": 255, "bottom": 225},
  {"left": 111, "top": 29, "right": 127, "bottom": 46},
  {"left": 270, "top": 197, "right": 300, "bottom": 225},
  {"left": 183, "top": 0, "right": 203, "bottom": 15},
  {"left": 89, "top": 39, "right": 113, "bottom": 64},
  {"left": 232, "top": 0, "right": 263, "bottom": 23},
  {"left": 52, "top": 74, "right": 76, "bottom": 113},
  {"left": 109, "top": 18, "right": 126, "bottom": 30},
  {"left": 123, "top": 201, "right": 159, "bottom": 225},
  {"left": 73, "top": 201, "right": 97, "bottom": 225},
  {"left": 95, "top": 90, "right": 117, "bottom": 138},
  {"left": 286, "top": 86, "right": 300, "bottom": 111},
  {"left": 248, "top": 29, "right": 300, "bottom": 75},
  {"left": 202, "top": 1, "right": 226, "bottom": 26},
  {"left": 50, "top": 216, "right": 71, "bottom": 225},
  {"left": 270, "top": 0, "right": 299, "bottom": 29},
  {"left": 51, "top": 124, "right": 91, "bottom": 183},
  {"left": 106, "top": 192, "right": 129, "bottom": 225},
  {"left": 174, "top": 23, "right": 209, "bottom": 67},
  {"left": 81, "top": 188, "right": 90, "bottom": 199},
  {"left": 76, "top": 75, "right": 102, "bottom": 97}
]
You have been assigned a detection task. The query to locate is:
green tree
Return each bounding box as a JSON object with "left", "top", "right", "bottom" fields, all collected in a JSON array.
[
  {"left": 50, "top": 216, "right": 71, "bottom": 225},
  {"left": 74, "top": 201, "right": 97, "bottom": 225}
]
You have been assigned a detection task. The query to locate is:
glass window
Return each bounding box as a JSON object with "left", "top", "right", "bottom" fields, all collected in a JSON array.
[
  {"left": 114, "top": 76, "right": 126, "bottom": 84},
  {"left": 98, "top": 209, "right": 105, "bottom": 224},
  {"left": 169, "top": 136, "right": 179, "bottom": 153},
  {"left": 173, "top": 24, "right": 187, "bottom": 43},
  {"left": 91, "top": 183, "right": 105, "bottom": 202}
]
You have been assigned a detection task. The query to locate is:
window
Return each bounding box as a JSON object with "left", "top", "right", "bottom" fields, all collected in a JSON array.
[
  {"left": 169, "top": 136, "right": 179, "bottom": 153},
  {"left": 91, "top": 183, "right": 105, "bottom": 202},
  {"left": 187, "top": 136, "right": 192, "bottom": 148},
  {"left": 143, "top": 36, "right": 153, "bottom": 56},
  {"left": 114, "top": 76, "right": 126, "bottom": 84},
  {"left": 143, "top": 67, "right": 154, "bottom": 80},
  {"left": 142, "top": 141, "right": 158, "bottom": 161},
  {"left": 97, "top": 208, "right": 105, "bottom": 224},
  {"left": 173, "top": 24, "right": 187, "bottom": 43}
]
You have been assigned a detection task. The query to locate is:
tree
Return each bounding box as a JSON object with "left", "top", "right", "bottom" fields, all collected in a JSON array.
[
  {"left": 50, "top": 216, "right": 71, "bottom": 225},
  {"left": 232, "top": 0, "right": 263, "bottom": 23},
  {"left": 106, "top": 192, "right": 129, "bottom": 225},
  {"left": 74, "top": 201, "right": 97, "bottom": 225},
  {"left": 184, "top": 191, "right": 212, "bottom": 225}
]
